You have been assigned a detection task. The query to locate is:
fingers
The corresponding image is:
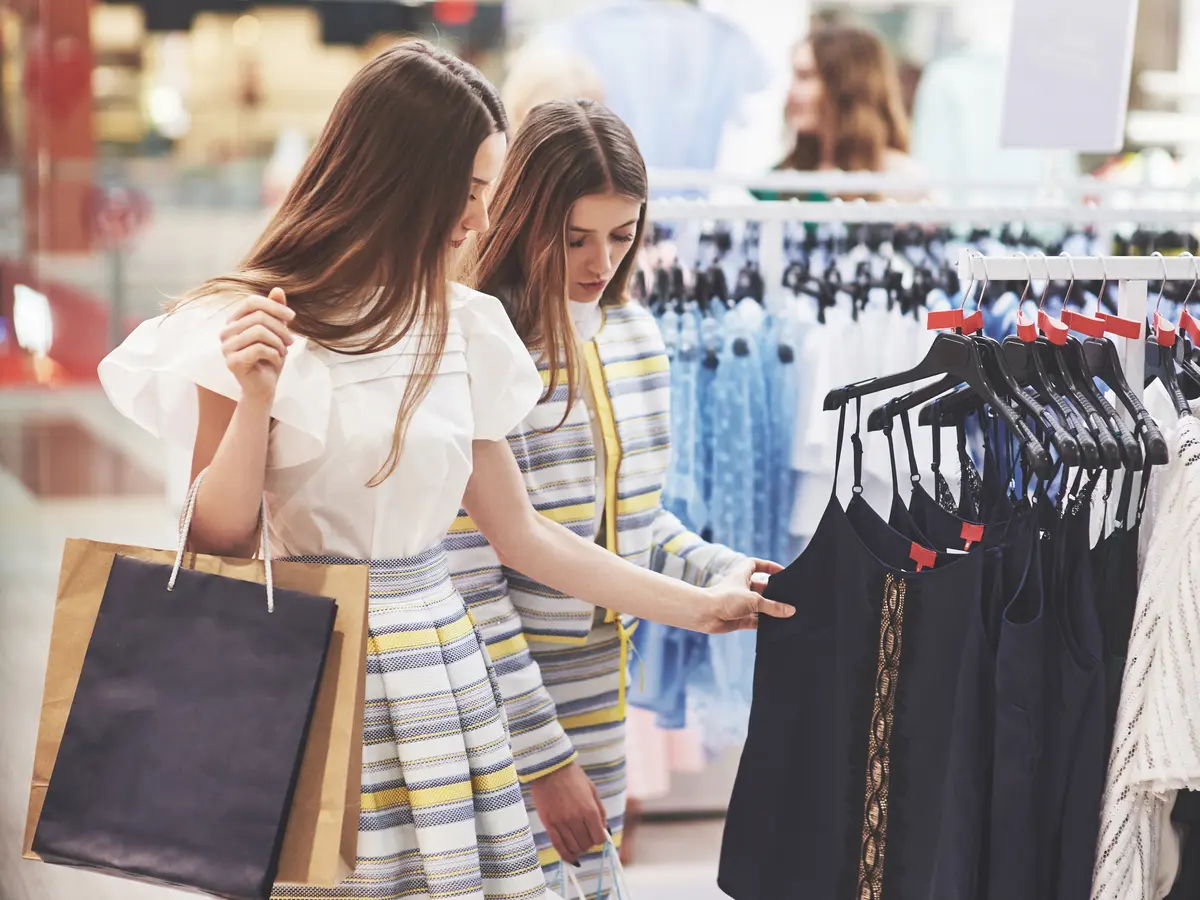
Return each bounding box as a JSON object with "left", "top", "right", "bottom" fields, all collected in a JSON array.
[
  {"left": 223, "top": 323, "right": 289, "bottom": 359},
  {"left": 221, "top": 310, "right": 294, "bottom": 347},
  {"left": 583, "top": 791, "right": 608, "bottom": 852},
  {"left": 268, "top": 286, "right": 288, "bottom": 307},
  {"left": 229, "top": 293, "right": 296, "bottom": 328},
  {"left": 227, "top": 344, "right": 283, "bottom": 373},
  {"left": 545, "top": 824, "right": 578, "bottom": 865},
  {"left": 753, "top": 595, "right": 795, "bottom": 619},
  {"left": 561, "top": 820, "right": 591, "bottom": 865},
  {"left": 752, "top": 558, "right": 785, "bottom": 576}
]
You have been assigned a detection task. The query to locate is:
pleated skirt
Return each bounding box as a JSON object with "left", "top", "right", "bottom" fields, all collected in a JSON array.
[{"left": 271, "top": 546, "right": 546, "bottom": 900}]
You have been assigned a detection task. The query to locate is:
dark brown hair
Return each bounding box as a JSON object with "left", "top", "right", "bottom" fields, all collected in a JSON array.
[
  {"left": 471, "top": 99, "right": 647, "bottom": 416},
  {"left": 780, "top": 26, "right": 909, "bottom": 173},
  {"left": 181, "top": 40, "right": 506, "bottom": 485}
]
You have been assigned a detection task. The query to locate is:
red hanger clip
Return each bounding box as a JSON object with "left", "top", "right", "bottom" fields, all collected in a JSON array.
[
  {"left": 1154, "top": 311, "right": 1177, "bottom": 347},
  {"left": 927, "top": 308, "right": 984, "bottom": 335},
  {"left": 1180, "top": 308, "right": 1200, "bottom": 344},
  {"left": 1016, "top": 310, "right": 1039, "bottom": 342},
  {"left": 1095, "top": 312, "right": 1142, "bottom": 339},
  {"left": 1038, "top": 310, "right": 1069, "bottom": 346},
  {"left": 1061, "top": 309, "right": 1106, "bottom": 338}
]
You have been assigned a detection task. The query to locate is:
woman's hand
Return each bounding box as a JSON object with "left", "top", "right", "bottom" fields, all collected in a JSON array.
[
  {"left": 529, "top": 761, "right": 608, "bottom": 866},
  {"left": 698, "top": 558, "right": 790, "bottom": 634},
  {"left": 221, "top": 287, "right": 294, "bottom": 403}
]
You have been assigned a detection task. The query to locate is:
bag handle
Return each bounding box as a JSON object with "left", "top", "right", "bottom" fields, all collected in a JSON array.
[
  {"left": 168, "top": 467, "right": 275, "bottom": 613},
  {"left": 555, "top": 862, "right": 588, "bottom": 899}
]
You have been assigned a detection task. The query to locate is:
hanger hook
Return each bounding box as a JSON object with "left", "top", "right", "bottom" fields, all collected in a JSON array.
[
  {"left": 958, "top": 252, "right": 978, "bottom": 310},
  {"left": 1014, "top": 251, "right": 1034, "bottom": 306},
  {"left": 1058, "top": 250, "right": 1078, "bottom": 310},
  {"left": 1033, "top": 250, "right": 1052, "bottom": 311},
  {"left": 1179, "top": 251, "right": 1200, "bottom": 311},
  {"left": 1096, "top": 255, "right": 1111, "bottom": 310},
  {"left": 963, "top": 250, "right": 988, "bottom": 313},
  {"left": 1152, "top": 250, "right": 1169, "bottom": 317}
]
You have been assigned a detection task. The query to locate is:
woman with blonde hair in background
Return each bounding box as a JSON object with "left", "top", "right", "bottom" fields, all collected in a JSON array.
[
  {"left": 99, "top": 42, "right": 790, "bottom": 900},
  {"left": 449, "top": 98, "right": 778, "bottom": 898}
]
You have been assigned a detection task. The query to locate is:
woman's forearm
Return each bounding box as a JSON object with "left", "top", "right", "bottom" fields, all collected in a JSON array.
[
  {"left": 188, "top": 388, "right": 271, "bottom": 557},
  {"left": 506, "top": 514, "right": 709, "bottom": 631}
]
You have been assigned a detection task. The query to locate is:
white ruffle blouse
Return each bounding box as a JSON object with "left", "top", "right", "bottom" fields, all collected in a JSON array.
[{"left": 98, "top": 283, "right": 543, "bottom": 560}]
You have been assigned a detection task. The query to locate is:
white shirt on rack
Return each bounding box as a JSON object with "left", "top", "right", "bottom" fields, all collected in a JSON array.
[{"left": 97, "top": 283, "right": 544, "bottom": 560}]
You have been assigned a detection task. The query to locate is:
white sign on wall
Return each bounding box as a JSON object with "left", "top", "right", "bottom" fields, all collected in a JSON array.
[{"left": 1001, "top": 0, "right": 1140, "bottom": 152}]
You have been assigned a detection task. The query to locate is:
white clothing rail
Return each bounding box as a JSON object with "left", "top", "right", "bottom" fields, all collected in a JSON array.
[
  {"left": 646, "top": 168, "right": 1200, "bottom": 200},
  {"left": 956, "top": 254, "right": 1200, "bottom": 283},
  {"left": 646, "top": 199, "right": 1200, "bottom": 225}
]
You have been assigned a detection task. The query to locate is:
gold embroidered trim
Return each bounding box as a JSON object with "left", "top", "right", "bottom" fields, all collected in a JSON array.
[{"left": 857, "top": 573, "right": 906, "bottom": 900}]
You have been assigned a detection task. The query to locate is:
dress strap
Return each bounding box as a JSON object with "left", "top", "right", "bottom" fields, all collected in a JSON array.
[
  {"left": 899, "top": 408, "right": 921, "bottom": 485},
  {"left": 832, "top": 403, "right": 848, "bottom": 497},
  {"left": 883, "top": 412, "right": 899, "bottom": 497},
  {"left": 850, "top": 397, "right": 865, "bottom": 495}
]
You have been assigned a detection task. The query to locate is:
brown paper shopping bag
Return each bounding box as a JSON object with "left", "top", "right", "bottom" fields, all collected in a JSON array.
[{"left": 24, "top": 538, "right": 369, "bottom": 888}]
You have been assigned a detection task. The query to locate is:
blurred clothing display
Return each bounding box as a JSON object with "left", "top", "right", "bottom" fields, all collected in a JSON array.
[
  {"left": 911, "top": 51, "right": 1077, "bottom": 191},
  {"left": 541, "top": 0, "right": 769, "bottom": 171}
]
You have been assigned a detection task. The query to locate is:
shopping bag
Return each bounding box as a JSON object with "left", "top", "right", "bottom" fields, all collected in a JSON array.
[
  {"left": 23, "top": 471, "right": 370, "bottom": 895},
  {"left": 554, "top": 833, "right": 634, "bottom": 900}
]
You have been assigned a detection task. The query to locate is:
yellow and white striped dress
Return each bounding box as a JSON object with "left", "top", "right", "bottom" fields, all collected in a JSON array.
[
  {"left": 98, "top": 284, "right": 551, "bottom": 900},
  {"left": 447, "top": 298, "right": 741, "bottom": 898}
]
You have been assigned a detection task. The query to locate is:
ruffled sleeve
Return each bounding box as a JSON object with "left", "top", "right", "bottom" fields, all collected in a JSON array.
[
  {"left": 452, "top": 284, "right": 542, "bottom": 441},
  {"left": 97, "top": 297, "right": 332, "bottom": 471}
]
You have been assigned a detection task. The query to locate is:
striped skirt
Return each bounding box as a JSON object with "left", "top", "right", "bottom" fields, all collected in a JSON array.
[
  {"left": 529, "top": 616, "right": 627, "bottom": 900},
  {"left": 271, "top": 547, "right": 547, "bottom": 900}
]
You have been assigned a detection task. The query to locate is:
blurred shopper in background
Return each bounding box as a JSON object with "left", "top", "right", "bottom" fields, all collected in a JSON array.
[
  {"left": 501, "top": 42, "right": 606, "bottom": 133},
  {"left": 769, "top": 25, "right": 921, "bottom": 199}
]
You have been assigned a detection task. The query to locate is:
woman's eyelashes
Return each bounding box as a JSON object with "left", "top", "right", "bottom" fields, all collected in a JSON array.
[{"left": 568, "top": 233, "right": 635, "bottom": 249}]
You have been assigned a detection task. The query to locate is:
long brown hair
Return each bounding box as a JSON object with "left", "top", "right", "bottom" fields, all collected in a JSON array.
[
  {"left": 780, "top": 26, "right": 909, "bottom": 173},
  {"left": 180, "top": 40, "right": 506, "bottom": 485},
  {"left": 471, "top": 99, "right": 647, "bottom": 416}
]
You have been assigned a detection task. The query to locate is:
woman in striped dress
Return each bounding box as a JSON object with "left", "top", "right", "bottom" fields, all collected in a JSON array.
[
  {"left": 98, "top": 45, "right": 790, "bottom": 900},
  {"left": 448, "top": 100, "right": 780, "bottom": 898}
]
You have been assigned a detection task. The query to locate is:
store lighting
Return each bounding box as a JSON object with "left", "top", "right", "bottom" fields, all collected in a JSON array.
[
  {"left": 146, "top": 86, "right": 191, "bottom": 140},
  {"left": 93, "top": 66, "right": 119, "bottom": 98},
  {"left": 233, "top": 14, "right": 262, "bottom": 48},
  {"left": 12, "top": 284, "right": 53, "bottom": 358}
]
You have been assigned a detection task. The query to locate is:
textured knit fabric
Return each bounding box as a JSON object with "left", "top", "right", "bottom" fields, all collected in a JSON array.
[
  {"left": 1093, "top": 417, "right": 1200, "bottom": 900},
  {"left": 271, "top": 549, "right": 545, "bottom": 900}
]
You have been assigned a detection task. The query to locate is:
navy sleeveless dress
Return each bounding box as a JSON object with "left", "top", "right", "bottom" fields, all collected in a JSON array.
[{"left": 720, "top": 403, "right": 984, "bottom": 900}]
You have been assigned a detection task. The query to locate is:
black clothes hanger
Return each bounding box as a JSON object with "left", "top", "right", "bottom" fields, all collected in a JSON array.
[
  {"left": 877, "top": 257, "right": 1078, "bottom": 466},
  {"left": 1035, "top": 257, "right": 1121, "bottom": 469},
  {"left": 824, "top": 325, "right": 1052, "bottom": 478},
  {"left": 1144, "top": 252, "right": 1196, "bottom": 420}
]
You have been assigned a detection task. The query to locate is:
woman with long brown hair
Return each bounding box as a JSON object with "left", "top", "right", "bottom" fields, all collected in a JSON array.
[
  {"left": 448, "top": 99, "right": 772, "bottom": 897},
  {"left": 98, "top": 43, "right": 790, "bottom": 900},
  {"left": 775, "top": 25, "right": 921, "bottom": 194}
]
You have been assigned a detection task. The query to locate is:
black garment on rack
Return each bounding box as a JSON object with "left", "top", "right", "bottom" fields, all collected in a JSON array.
[
  {"left": 1038, "top": 478, "right": 1106, "bottom": 900},
  {"left": 889, "top": 411, "right": 1045, "bottom": 900},
  {"left": 1090, "top": 469, "right": 1145, "bottom": 758},
  {"left": 720, "top": 404, "right": 983, "bottom": 900}
]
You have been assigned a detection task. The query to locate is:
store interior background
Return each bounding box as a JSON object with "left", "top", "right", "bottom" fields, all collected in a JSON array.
[{"left": 0, "top": 0, "right": 1195, "bottom": 898}]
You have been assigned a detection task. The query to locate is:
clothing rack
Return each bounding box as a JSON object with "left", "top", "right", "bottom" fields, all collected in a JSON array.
[
  {"left": 644, "top": 198, "right": 1200, "bottom": 323},
  {"left": 647, "top": 168, "right": 1200, "bottom": 201},
  {"left": 955, "top": 253, "right": 1200, "bottom": 421}
]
